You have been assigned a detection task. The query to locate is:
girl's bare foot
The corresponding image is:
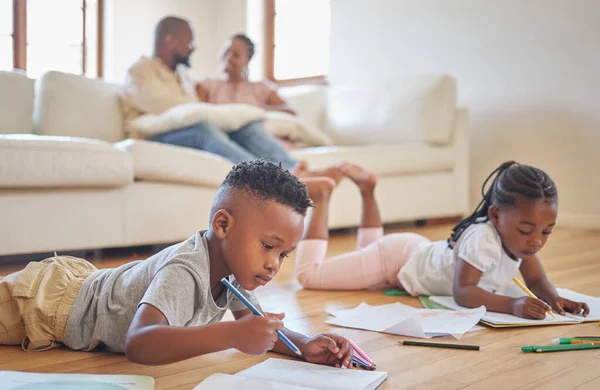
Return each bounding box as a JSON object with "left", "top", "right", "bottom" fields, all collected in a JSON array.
[
  {"left": 293, "top": 161, "right": 345, "bottom": 185},
  {"left": 339, "top": 163, "right": 377, "bottom": 193},
  {"left": 302, "top": 177, "right": 336, "bottom": 204}
]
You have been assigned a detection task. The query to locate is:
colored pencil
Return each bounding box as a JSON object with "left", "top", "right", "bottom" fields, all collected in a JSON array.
[
  {"left": 521, "top": 343, "right": 600, "bottom": 353},
  {"left": 399, "top": 340, "right": 480, "bottom": 351},
  {"left": 552, "top": 338, "right": 599, "bottom": 345},
  {"left": 512, "top": 277, "right": 556, "bottom": 318},
  {"left": 351, "top": 356, "right": 373, "bottom": 370},
  {"left": 348, "top": 339, "right": 374, "bottom": 365},
  {"left": 351, "top": 353, "right": 368, "bottom": 364},
  {"left": 353, "top": 355, "right": 376, "bottom": 370},
  {"left": 221, "top": 277, "right": 301, "bottom": 356},
  {"left": 351, "top": 355, "right": 369, "bottom": 366}
]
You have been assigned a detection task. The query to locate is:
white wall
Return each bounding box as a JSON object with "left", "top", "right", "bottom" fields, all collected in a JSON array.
[
  {"left": 216, "top": 0, "right": 248, "bottom": 58},
  {"left": 246, "top": 0, "right": 265, "bottom": 81},
  {"left": 211, "top": 0, "right": 267, "bottom": 81},
  {"left": 102, "top": 0, "right": 220, "bottom": 83},
  {"left": 330, "top": 0, "right": 600, "bottom": 228}
]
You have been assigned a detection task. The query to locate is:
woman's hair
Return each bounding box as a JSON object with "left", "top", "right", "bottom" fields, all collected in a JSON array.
[
  {"left": 231, "top": 33, "right": 255, "bottom": 60},
  {"left": 448, "top": 161, "right": 558, "bottom": 248}
]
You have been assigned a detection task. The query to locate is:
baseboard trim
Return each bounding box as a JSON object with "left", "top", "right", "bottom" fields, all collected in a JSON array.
[{"left": 558, "top": 212, "right": 600, "bottom": 229}]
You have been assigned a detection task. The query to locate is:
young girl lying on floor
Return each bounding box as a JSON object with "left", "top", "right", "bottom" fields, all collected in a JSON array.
[{"left": 296, "top": 162, "right": 590, "bottom": 320}]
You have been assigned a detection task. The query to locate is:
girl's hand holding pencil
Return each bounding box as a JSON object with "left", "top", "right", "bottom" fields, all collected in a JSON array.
[
  {"left": 511, "top": 277, "right": 590, "bottom": 319},
  {"left": 511, "top": 296, "right": 554, "bottom": 320},
  {"left": 511, "top": 277, "right": 555, "bottom": 319}
]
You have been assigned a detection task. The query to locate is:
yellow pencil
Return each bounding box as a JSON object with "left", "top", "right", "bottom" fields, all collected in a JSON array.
[{"left": 512, "top": 277, "right": 556, "bottom": 319}]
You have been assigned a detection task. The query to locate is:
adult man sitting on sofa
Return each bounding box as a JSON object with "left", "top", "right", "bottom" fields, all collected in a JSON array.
[{"left": 121, "top": 16, "right": 340, "bottom": 181}]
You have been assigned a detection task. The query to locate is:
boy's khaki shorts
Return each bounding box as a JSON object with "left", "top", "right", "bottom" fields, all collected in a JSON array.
[{"left": 0, "top": 255, "right": 97, "bottom": 351}]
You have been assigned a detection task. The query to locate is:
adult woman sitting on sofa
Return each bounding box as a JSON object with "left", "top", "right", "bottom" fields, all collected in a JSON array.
[
  {"left": 196, "top": 34, "right": 295, "bottom": 115},
  {"left": 195, "top": 34, "right": 304, "bottom": 155}
]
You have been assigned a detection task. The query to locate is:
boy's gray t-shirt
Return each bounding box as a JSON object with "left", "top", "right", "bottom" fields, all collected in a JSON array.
[{"left": 63, "top": 230, "right": 258, "bottom": 352}]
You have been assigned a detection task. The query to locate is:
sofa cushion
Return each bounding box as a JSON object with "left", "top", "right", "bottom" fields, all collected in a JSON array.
[
  {"left": 0, "top": 134, "right": 133, "bottom": 188},
  {"left": 263, "top": 111, "right": 333, "bottom": 147},
  {"left": 0, "top": 71, "right": 34, "bottom": 134},
  {"left": 291, "top": 143, "right": 454, "bottom": 177},
  {"left": 34, "top": 71, "right": 125, "bottom": 142},
  {"left": 114, "top": 139, "right": 233, "bottom": 187},
  {"left": 326, "top": 74, "right": 457, "bottom": 146},
  {"left": 128, "top": 102, "right": 266, "bottom": 136}
]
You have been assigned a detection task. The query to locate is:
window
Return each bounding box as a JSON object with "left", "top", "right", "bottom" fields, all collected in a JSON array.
[
  {"left": 0, "top": 0, "right": 13, "bottom": 71},
  {"left": 265, "top": 0, "right": 330, "bottom": 85},
  {"left": 0, "top": 0, "right": 103, "bottom": 78}
]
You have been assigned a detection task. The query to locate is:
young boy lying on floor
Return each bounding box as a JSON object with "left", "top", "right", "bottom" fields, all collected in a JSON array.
[{"left": 0, "top": 160, "right": 353, "bottom": 367}]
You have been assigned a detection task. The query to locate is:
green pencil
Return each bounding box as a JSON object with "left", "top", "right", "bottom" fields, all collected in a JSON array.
[
  {"left": 399, "top": 340, "right": 480, "bottom": 351},
  {"left": 521, "top": 344, "right": 600, "bottom": 353},
  {"left": 553, "top": 337, "right": 600, "bottom": 344}
]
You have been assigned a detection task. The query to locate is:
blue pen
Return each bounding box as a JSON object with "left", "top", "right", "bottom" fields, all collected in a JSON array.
[{"left": 221, "top": 277, "right": 302, "bottom": 356}]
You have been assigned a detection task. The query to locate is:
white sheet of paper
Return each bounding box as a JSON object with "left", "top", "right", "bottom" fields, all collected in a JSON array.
[
  {"left": 235, "top": 358, "right": 388, "bottom": 390},
  {"left": 469, "top": 325, "right": 486, "bottom": 332},
  {"left": 193, "top": 373, "right": 314, "bottom": 390},
  {"left": 556, "top": 288, "right": 600, "bottom": 321},
  {"left": 326, "top": 302, "right": 485, "bottom": 339},
  {"left": 430, "top": 295, "right": 582, "bottom": 326},
  {"left": 0, "top": 371, "right": 154, "bottom": 390}
]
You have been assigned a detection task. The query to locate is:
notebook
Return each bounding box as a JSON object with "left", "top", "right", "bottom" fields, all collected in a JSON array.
[
  {"left": 194, "top": 358, "right": 388, "bottom": 390},
  {"left": 556, "top": 288, "right": 600, "bottom": 321},
  {"left": 193, "top": 373, "right": 315, "bottom": 390},
  {"left": 0, "top": 371, "right": 154, "bottom": 390},
  {"left": 430, "top": 285, "right": 599, "bottom": 328}
]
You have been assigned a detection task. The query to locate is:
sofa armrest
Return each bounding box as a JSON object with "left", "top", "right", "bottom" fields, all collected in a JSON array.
[{"left": 278, "top": 85, "right": 327, "bottom": 131}]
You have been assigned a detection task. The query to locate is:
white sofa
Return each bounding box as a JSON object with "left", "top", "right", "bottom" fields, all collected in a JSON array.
[{"left": 0, "top": 70, "right": 469, "bottom": 257}]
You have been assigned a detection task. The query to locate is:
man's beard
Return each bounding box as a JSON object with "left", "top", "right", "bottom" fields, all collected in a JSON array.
[{"left": 173, "top": 53, "right": 191, "bottom": 68}]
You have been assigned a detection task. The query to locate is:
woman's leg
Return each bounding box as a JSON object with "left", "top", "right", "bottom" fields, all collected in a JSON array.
[
  {"left": 229, "top": 121, "right": 346, "bottom": 183},
  {"left": 149, "top": 121, "right": 257, "bottom": 163},
  {"left": 228, "top": 120, "right": 298, "bottom": 169}
]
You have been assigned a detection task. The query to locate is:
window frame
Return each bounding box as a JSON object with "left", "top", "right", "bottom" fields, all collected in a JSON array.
[
  {"left": 10, "top": 0, "right": 104, "bottom": 78},
  {"left": 264, "top": 0, "right": 327, "bottom": 86}
]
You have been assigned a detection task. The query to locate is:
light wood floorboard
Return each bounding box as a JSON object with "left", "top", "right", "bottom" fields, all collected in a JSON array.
[{"left": 1, "top": 224, "right": 599, "bottom": 389}]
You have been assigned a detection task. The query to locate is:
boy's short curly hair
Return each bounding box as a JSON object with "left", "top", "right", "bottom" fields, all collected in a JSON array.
[{"left": 215, "top": 159, "right": 313, "bottom": 216}]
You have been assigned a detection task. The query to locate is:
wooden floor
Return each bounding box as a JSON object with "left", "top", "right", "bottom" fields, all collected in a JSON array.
[{"left": 1, "top": 224, "right": 600, "bottom": 389}]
